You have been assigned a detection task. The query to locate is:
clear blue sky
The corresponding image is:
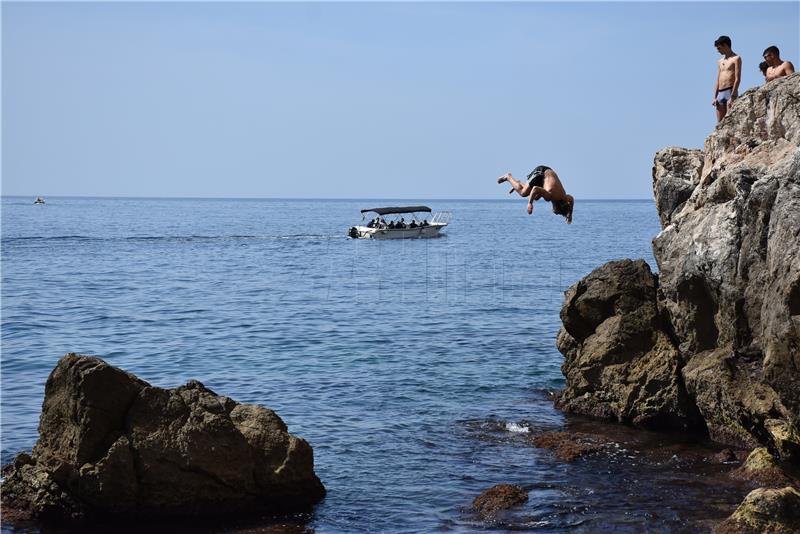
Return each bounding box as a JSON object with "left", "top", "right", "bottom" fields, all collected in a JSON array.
[{"left": 3, "top": 2, "right": 798, "bottom": 199}]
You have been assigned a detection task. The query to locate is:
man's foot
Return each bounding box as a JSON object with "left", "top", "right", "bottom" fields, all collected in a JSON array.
[
  {"left": 497, "top": 173, "right": 511, "bottom": 184},
  {"left": 527, "top": 203, "right": 533, "bottom": 215}
]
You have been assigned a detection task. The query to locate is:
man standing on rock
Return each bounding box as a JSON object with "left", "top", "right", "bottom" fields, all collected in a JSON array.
[
  {"left": 763, "top": 45, "right": 795, "bottom": 82},
  {"left": 712, "top": 35, "right": 742, "bottom": 123},
  {"left": 497, "top": 166, "right": 574, "bottom": 223}
]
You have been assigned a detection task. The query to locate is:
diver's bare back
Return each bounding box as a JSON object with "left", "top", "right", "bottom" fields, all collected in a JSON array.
[{"left": 543, "top": 169, "right": 568, "bottom": 201}]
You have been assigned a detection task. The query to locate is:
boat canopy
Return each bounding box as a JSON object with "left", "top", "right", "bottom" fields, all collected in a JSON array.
[{"left": 360, "top": 206, "right": 432, "bottom": 216}]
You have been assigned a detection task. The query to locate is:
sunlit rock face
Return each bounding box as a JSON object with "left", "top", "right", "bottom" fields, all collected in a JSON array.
[{"left": 557, "top": 73, "right": 800, "bottom": 459}]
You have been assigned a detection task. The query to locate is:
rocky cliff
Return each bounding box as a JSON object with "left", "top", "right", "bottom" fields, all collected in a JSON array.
[
  {"left": 556, "top": 73, "right": 800, "bottom": 461},
  {"left": 1, "top": 354, "right": 326, "bottom": 524}
]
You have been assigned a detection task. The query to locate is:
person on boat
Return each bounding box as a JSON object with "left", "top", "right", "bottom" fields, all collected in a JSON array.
[
  {"left": 712, "top": 35, "right": 741, "bottom": 123},
  {"left": 409, "top": 220, "right": 417, "bottom": 228},
  {"left": 763, "top": 45, "right": 795, "bottom": 82},
  {"left": 497, "top": 165, "right": 574, "bottom": 223}
]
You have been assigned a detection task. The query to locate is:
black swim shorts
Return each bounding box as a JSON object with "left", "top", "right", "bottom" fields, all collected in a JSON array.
[{"left": 527, "top": 165, "right": 550, "bottom": 188}]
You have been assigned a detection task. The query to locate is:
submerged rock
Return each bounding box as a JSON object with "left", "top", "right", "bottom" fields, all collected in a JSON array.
[
  {"left": 556, "top": 74, "right": 800, "bottom": 459},
  {"left": 472, "top": 484, "right": 528, "bottom": 520},
  {"left": 714, "top": 449, "right": 739, "bottom": 464},
  {"left": 1, "top": 354, "right": 325, "bottom": 525},
  {"left": 530, "top": 430, "right": 609, "bottom": 462},
  {"left": 715, "top": 486, "right": 800, "bottom": 534}
]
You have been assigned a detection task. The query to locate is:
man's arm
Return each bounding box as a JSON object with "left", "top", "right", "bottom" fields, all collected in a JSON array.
[
  {"left": 713, "top": 61, "right": 721, "bottom": 105},
  {"left": 732, "top": 56, "right": 742, "bottom": 99},
  {"left": 785, "top": 61, "right": 795, "bottom": 75},
  {"left": 530, "top": 186, "right": 552, "bottom": 201}
]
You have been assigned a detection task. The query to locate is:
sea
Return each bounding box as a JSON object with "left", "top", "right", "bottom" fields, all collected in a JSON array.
[{"left": 1, "top": 197, "right": 753, "bottom": 533}]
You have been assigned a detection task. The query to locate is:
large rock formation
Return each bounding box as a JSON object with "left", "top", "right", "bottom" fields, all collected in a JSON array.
[
  {"left": 556, "top": 74, "right": 800, "bottom": 460},
  {"left": 1, "top": 354, "right": 326, "bottom": 524},
  {"left": 556, "top": 259, "right": 700, "bottom": 429}
]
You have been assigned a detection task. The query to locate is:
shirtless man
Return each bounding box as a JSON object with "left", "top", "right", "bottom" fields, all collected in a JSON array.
[
  {"left": 497, "top": 166, "right": 574, "bottom": 223},
  {"left": 763, "top": 46, "right": 795, "bottom": 82},
  {"left": 712, "top": 35, "right": 741, "bottom": 123}
]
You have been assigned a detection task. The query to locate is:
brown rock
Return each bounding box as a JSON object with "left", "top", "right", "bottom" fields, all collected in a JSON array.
[
  {"left": 1, "top": 354, "right": 325, "bottom": 525},
  {"left": 715, "top": 486, "right": 800, "bottom": 534},
  {"left": 531, "top": 431, "right": 607, "bottom": 462},
  {"left": 555, "top": 259, "right": 700, "bottom": 430},
  {"left": 472, "top": 484, "right": 528, "bottom": 519},
  {"left": 714, "top": 449, "right": 739, "bottom": 463},
  {"left": 730, "top": 448, "right": 797, "bottom": 488},
  {"left": 682, "top": 349, "right": 790, "bottom": 449}
]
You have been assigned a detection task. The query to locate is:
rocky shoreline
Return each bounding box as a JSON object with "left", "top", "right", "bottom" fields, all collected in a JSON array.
[{"left": 554, "top": 73, "right": 800, "bottom": 531}]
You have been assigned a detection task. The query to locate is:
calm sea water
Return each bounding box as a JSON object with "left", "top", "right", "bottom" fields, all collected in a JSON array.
[{"left": 1, "top": 197, "right": 749, "bottom": 533}]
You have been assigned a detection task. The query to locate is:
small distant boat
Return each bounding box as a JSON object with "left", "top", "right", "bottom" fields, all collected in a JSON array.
[
  {"left": 34, "top": 197, "right": 45, "bottom": 205},
  {"left": 348, "top": 206, "right": 451, "bottom": 239}
]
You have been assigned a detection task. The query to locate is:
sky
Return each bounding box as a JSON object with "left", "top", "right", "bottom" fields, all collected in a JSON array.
[{"left": 2, "top": 1, "right": 798, "bottom": 200}]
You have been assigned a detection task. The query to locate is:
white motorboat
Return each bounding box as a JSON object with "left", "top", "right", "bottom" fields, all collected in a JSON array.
[{"left": 348, "top": 206, "right": 451, "bottom": 239}]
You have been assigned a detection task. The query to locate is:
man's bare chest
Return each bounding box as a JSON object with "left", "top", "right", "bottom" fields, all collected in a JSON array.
[{"left": 719, "top": 58, "right": 736, "bottom": 72}]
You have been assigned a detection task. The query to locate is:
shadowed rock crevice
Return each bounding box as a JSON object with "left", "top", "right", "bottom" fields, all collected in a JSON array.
[{"left": 676, "top": 275, "right": 719, "bottom": 352}]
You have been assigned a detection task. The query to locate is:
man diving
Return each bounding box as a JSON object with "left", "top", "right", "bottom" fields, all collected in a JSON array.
[{"left": 497, "top": 165, "right": 574, "bottom": 224}]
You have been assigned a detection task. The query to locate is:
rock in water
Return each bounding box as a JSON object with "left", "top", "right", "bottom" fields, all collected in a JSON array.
[
  {"left": 730, "top": 447, "right": 797, "bottom": 487},
  {"left": 1, "top": 353, "right": 326, "bottom": 524},
  {"left": 715, "top": 486, "right": 800, "bottom": 534},
  {"left": 472, "top": 484, "right": 528, "bottom": 520},
  {"left": 557, "top": 73, "right": 800, "bottom": 459},
  {"left": 555, "top": 259, "right": 700, "bottom": 429},
  {"left": 530, "top": 431, "right": 609, "bottom": 462}
]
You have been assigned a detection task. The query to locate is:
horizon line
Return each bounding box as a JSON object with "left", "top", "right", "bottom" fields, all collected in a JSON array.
[{"left": 2, "top": 194, "right": 654, "bottom": 202}]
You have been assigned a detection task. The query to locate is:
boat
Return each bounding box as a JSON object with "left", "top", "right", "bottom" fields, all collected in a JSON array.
[
  {"left": 348, "top": 206, "right": 451, "bottom": 239},
  {"left": 34, "top": 197, "right": 45, "bottom": 205}
]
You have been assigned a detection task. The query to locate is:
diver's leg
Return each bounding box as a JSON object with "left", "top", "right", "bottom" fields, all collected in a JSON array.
[{"left": 498, "top": 173, "right": 531, "bottom": 198}]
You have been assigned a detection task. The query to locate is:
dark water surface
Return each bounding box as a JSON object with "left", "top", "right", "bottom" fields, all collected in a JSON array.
[{"left": 1, "top": 198, "right": 750, "bottom": 533}]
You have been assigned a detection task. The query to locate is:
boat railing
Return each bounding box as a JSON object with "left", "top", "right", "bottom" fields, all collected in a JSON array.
[{"left": 431, "top": 211, "right": 452, "bottom": 225}]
